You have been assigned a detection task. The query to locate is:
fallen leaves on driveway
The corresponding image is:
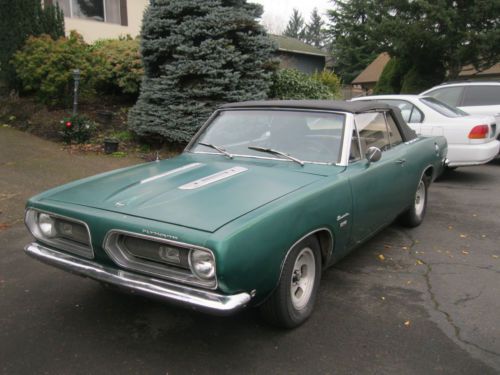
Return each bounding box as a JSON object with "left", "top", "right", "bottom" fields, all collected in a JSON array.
[
  {"left": 0, "top": 223, "right": 11, "bottom": 230},
  {"left": 378, "top": 254, "right": 385, "bottom": 261},
  {"left": 404, "top": 320, "right": 411, "bottom": 327}
]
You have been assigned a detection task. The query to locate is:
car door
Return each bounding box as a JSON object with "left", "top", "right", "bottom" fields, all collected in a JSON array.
[{"left": 347, "top": 111, "right": 410, "bottom": 246}]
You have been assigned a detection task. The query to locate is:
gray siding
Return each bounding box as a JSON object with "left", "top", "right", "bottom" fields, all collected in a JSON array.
[{"left": 277, "top": 52, "right": 326, "bottom": 74}]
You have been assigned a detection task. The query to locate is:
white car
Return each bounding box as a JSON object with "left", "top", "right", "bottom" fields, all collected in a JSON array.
[
  {"left": 352, "top": 95, "right": 500, "bottom": 168},
  {"left": 421, "top": 82, "right": 500, "bottom": 133}
]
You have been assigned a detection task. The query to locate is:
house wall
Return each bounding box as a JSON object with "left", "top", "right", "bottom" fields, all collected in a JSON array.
[
  {"left": 53, "top": 0, "right": 148, "bottom": 42},
  {"left": 277, "top": 51, "right": 326, "bottom": 74}
]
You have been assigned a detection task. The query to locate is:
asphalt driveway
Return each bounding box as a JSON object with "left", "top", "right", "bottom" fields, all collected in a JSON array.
[{"left": 1, "top": 127, "right": 499, "bottom": 374}]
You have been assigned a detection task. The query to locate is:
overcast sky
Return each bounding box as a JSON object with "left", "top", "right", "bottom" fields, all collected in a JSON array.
[{"left": 251, "top": 0, "right": 331, "bottom": 34}]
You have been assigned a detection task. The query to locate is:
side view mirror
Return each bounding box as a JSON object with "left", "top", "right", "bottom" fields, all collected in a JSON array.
[{"left": 366, "top": 146, "right": 382, "bottom": 163}]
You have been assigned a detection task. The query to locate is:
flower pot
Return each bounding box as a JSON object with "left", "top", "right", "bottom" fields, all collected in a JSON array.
[{"left": 104, "top": 139, "right": 119, "bottom": 154}]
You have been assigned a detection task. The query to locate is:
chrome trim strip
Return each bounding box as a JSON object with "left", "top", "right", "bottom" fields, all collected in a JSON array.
[
  {"left": 178, "top": 166, "right": 248, "bottom": 190},
  {"left": 103, "top": 229, "right": 218, "bottom": 290},
  {"left": 24, "top": 208, "right": 94, "bottom": 259},
  {"left": 140, "top": 163, "right": 203, "bottom": 184},
  {"left": 24, "top": 243, "right": 250, "bottom": 316}
]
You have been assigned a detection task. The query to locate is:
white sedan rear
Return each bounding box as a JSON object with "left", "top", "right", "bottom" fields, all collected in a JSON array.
[{"left": 352, "top": 95, "right": 499, "bottom": 168}]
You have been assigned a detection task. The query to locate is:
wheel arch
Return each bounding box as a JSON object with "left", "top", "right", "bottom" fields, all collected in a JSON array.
[{"left": 256, "top": 227, "right": 334, "bottom": 306}]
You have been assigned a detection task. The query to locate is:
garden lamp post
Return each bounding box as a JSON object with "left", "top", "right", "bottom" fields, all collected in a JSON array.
[{"left": 72, "top": 69, "right": 80, "bottom": 116}]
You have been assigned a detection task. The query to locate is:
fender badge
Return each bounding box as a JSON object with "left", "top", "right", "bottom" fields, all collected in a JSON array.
[{"left": 115, "top": 201, "right": 126, "bottom": 207}]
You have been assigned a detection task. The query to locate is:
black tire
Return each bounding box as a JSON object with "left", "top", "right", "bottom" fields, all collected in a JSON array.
[
  {"left": 400, "top": 174, "right": 430, "bottom": 227},
  {"left": 259, "top": 236, "right": 322, "bottom": 328}
]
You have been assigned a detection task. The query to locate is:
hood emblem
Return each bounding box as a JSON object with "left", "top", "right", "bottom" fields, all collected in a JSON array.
[
  {"left": 115, "top": 201, "right": 127, "bottom": 207},
  {"left": 179, "top": 166, "right": 248, "bottom": 190}
]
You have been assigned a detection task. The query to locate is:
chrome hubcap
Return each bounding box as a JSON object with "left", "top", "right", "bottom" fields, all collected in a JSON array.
[
  {"left": 415, "top": 180, "right": 425, "bottom": 217},
  {"left": 290, "top": 247, "right": 316, "bottom": 310}
]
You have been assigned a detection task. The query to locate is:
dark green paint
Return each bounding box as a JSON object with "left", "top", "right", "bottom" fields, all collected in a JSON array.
[{"left": 27, "top": 134, "right": 446, "bottom": 304}]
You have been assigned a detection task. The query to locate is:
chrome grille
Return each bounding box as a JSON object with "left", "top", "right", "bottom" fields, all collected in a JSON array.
[
  {"left": 119, "top": 235, "right": 190, "bottom": 270},
  {"left": 103, "top": 230, "right": 217, "bottom": 289}
]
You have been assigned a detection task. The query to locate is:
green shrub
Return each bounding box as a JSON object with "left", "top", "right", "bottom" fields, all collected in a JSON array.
[
  {"left": 312, "top": 70, "right": 342, "bottom": 98},
  {"left": 12, "top": 32, "right": 105, "bottom": 105},
  {"left": 270, "top": 69, "right": 334, "bottom": 100},
  {"left": 92, "top": 38, "right": 144, "bottom": 96},
  {"left": 60, "top": 114, "right": 96, "bottom": 144}
]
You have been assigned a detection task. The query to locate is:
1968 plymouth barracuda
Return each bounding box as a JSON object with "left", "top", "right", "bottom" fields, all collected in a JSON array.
[{"left": 24, "top": 100, "right": 448, "bottom": 328}]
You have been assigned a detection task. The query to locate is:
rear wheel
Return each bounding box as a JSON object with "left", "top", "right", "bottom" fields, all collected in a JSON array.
[
  {"left": 400, "top": 174, "right": 430, "bottom": 227},
  {"left": 259, "top": 236, "right": 321, "bottom": 328}
]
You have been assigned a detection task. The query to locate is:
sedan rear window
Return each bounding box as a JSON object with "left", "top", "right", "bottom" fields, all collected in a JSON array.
[{"left": 420, "top": 97, "right": 468, "bottom": 118}]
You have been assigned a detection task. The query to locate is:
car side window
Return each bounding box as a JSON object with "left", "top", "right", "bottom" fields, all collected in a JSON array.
[
  {"left": 409, "top": 106, "right": 424, "bottom": 123},
  {"left": 426, "top": 87, "right": 464, "bottom": 107},
  {"left": 385, "top": 113, "right": 403, "bottom": 146},
  {"left": 355, "top": 112, "right": 391, "bottom": 152},
  {"left": 462, "top": 86, "right": 500, "bottom": 106},
  {"left": 350, "top": 129, "right": 364, "bottom": 162}
]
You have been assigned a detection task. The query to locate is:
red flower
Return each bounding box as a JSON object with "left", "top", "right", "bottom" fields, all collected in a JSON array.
[{"left": 65, "top": 121, "right": 72, "bottom": 128}]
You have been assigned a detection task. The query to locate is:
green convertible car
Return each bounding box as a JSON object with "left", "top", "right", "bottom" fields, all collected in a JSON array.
[{"left": 25, "top": 100, "right": 448, "bottom": 328}]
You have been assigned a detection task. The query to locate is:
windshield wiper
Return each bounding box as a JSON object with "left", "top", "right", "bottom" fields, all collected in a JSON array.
[
  {"left": 248, "top": 146, "right": 304, "bottom": 166},
  {"left": 198, "top": 142, "right": 233, "bottom": 159}
]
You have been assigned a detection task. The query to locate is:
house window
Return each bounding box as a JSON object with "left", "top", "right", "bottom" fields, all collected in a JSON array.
[{"left": 54, "top": 0, "right": 126, "bottom": 25}]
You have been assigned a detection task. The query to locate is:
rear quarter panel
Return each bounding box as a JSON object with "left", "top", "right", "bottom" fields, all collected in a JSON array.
[{"left": 405, "top": 135, "right": 447, "bottom": 189}]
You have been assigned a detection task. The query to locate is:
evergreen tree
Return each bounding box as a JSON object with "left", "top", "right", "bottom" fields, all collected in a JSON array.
[
  {"left": 327, "top": 0, "right": 382, "bottom": 83},
  {"left": 283, "top": 9, "right": 305, "bottom": 40},
  {"left": 0, "top": 0, "right": 64, "bottom": 88},
  {"left": 304, "top": 8, "right": 325, "bottom": 49},
  {"left": 128, "top": 0, "right": 276, "bottom": 143},
  {"left": 328, "top": 0, "right": 500, "bottom": 86}
]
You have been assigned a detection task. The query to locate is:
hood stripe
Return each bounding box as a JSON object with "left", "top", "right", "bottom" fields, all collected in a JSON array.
[
  {"left": 179, "top": 166, "right": 248, "bottom": 190},
  {"left": 140, "top": 163, "right": 203, "bottom": 184}
]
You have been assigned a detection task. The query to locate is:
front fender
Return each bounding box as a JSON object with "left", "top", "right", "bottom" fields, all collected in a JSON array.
[{"left": 207, "top": 177, "right": 351, "bottom": 303}]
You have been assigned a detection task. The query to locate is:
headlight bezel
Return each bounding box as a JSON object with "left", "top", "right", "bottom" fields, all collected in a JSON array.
[
  {"left": 103, "top": 229, "right": 218, "bottom": 290},
  {"left": 189, "top": 249, "right": 216, "bottom": 281},
  {"left": 25, "top": 208, "right": 94, "bottom": 259}
]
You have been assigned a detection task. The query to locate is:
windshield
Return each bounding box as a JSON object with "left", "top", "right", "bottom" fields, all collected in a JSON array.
[
  {"left": 190, "top": 109, "right": 346, "bottom": 164},
  {"left": 420, "top": 97, "right": 468, "bottom": 118}
]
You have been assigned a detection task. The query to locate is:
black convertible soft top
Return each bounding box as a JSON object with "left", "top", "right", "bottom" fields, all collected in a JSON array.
[{"left": 220, "top": 100, "right": 417, "bottom": 142}]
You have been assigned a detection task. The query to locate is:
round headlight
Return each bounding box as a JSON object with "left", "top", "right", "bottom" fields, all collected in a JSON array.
[
  {"left": 38, "top": 213, "right": 57, "bottom": 238},
  {"left": 190, "top": 249, "right": 215, "bottom": 280}
]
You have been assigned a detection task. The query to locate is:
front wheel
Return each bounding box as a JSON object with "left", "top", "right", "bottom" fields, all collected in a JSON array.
[
  {"left": 400, "top": 174, "right": 430, "bottom": 227},
  {"left": 259, "top": 236, "right": 321, "bottom": 328}
]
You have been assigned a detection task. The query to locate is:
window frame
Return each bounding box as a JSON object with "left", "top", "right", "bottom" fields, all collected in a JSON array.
[{"left": 50, "top": 0, "right": 128, "bottom": 26}]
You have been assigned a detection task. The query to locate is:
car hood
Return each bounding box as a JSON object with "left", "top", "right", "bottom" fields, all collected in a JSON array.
[{"left": 42, "top": 155, "right": 330, "bottom": 232}]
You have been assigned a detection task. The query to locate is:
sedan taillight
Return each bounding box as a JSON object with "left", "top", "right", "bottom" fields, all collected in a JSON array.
[{"left": 468, "top": 125, "right": 489, "bottom": 139}]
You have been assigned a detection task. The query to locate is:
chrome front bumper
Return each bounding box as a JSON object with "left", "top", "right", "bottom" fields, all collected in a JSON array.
[{"left": 24, "top": 242, "right": 251, "bottom": 316}]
